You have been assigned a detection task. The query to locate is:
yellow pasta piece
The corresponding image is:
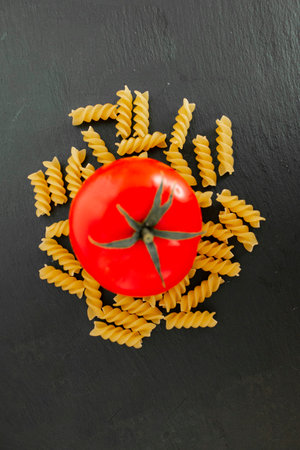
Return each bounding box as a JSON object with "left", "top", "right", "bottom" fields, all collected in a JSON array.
[
  {"left": 193, "top": 135, "right": 217, "bottom": 187},
  {"left": 197, "top": 239, "right": 234, "bottom": 259},
  {"left": 170, "top": 98, "right": 195, "bottom": 149},
  {"left": 82, "top": 269, "right": 103, "bottom": 320},
  {"left": 116, "top": 132, "right": 167, "bottom": 155},
  {"left": 159, "top": 268, "right": 196, "bottom": 312},
  {"left": 39, "top": 238, "right": 82, "bottom": 276},
  {"left": 219, "top": 209, "right": 258, "bottom": 252},
  {"left": 43, "top": 156, "right": 67, "bottom": 206},
  {"left": 45, "top": 219, "right": 69, "bottom": 239},
  {"left": 39, "top": 265, "right": 84, "bottom": 298},
  {"left": 113, "top": 295, "right": 163, "bottom": 324},
  {"left": 216, "top": 189, "right": 265, "bottom": 228},
  {"left": 142, "top": 294, "right": 162, "bottom": 307},
  {"left": 28, "top": 170, "right": 51, "bottom": 217},
  {"left": 90, "top": 321, "right": 142, "bottom": 349},
  {"left": 65, "top": 147, "right": 86, "bottom": 198},
  {"left": 68, "top": 103, "right": 117, "bottom": 126},
  {"left": 201, "top": 221, "right": 233, "bottom": 243},
  {"left": 165, "top": 311, "right": 217, "bottom": 330},
  {"left": 81, "top": 126, "right": 116, "bottom": 165},
  {"left": 138, "top": 151, "right": 148, "bottom": 158},
  {"left": 193, "top": 254, "right": 241, "bottom": 277},
  {"left": 179, "top": 273, "right": 225, "bottom": 312},
  {"left": 81, "top": 163, "right": 95, "bottom": 180},
  {"left": 164, "top": 144, "right": 197, "bottom": 186},
  {"left": 133, "top": 90, "right": 149, "bottom": 137},
  {"left": 216, "top": 115, "right": 234, "bottom": 176},
  {"left": 98, "top": 306, "right": 156, "bottom": 337},
  {"left": 116, "top": 85, "right": 133, "bottom": 139},
  {"left": 194, "top": 190, "right": 213, "bottom": 208}
]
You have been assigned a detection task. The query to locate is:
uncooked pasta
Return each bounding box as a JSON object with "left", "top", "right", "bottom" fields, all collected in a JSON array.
[{"left": 28, "top": 170, "right": 51, "bottom": 217}]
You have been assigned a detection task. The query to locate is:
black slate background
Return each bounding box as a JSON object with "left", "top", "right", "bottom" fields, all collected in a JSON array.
[{"left": 1, "top": 1, "right": 300, "bottom": 449}]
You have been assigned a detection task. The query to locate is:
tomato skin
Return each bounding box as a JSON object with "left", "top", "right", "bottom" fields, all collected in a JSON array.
[{"left": 69, "top": 158, "right": 202, "bottom": 296}]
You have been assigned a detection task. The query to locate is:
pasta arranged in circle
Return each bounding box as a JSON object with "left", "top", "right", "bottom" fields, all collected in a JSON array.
[{"left": 27, "top": 85, "right": 266, "bottom": 349}]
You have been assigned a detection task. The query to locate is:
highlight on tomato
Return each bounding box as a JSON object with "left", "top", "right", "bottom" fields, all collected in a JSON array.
[{"left": 69, "top": 158, "right": 202, "bottom": 296}]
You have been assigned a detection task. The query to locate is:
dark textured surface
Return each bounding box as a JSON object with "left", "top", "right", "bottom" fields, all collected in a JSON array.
[{"left": 1, "top": 1, "right": 300, "bottom": 449}]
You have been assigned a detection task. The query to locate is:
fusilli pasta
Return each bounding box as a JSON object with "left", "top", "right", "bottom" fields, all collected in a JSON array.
[
  {"left": 197, "top": 239, "right": 234, "bottom": 259},
  {"left": 194, "top": 190, "right": 213, "bottom": 208},
  {"left": 82, "top": 269, "right": 103, "bottom": 320},
  {"left": 193, "top": 135, "right": 217, "bottom": 187},
  {"left": 193, "top": 254, "right": 241, "bottom": 277},
  {"left": 81, "top": 163, "right": 95, "bottom": 180},
  {"left": 219, "top": 209, "right": 258, "bottom": 252},
  {"left": 216, "top": 115, "right": 234, "bottom": 176},
  {"left": 45, "top": 219, "right": 69, "bottom": 239},
  {"left": 170, "top": 98, "right": 195, "bottom": 149},
  {"left": 201, "top": 221, "right": 233, "bottom": 243},
  {"left": 142, "top": 294, "right": 162, "bottom": 307},
  {"left": 39, "top": 238, "right": 82, "bottom": 276},
  {"left": 138, "top": 151, "right": 148, "bottom": 158},
  {"left": 113, "top": 295, "right": 163, "bottom": 324},
  {"left": 90, "top": 321, "right": 143, "bottom": 349},
  {"left": 116, "top": 132, "right": 167, "bottom": 155},
  {"left": 69, "top": 103, "right": 117, "bottom": 126},
  {"left": 217, "top": 189, "right": 265, "bottom": 228},
  {"left": 164, "top": 144, "right": 197, "bottom": 186},
  {"left": 28, "top": 170, "right": 51, "bottom": 217},
  {"left": 43, "top": 156, "right": 67, "bottom": 206},
  {"left": 133, "top": 90, "right": 149, "bottom": 137},
  {"left": 165, "top": 311, "right": 217, "bottom": 330},
  {"left": 81, "top": 126, "right": 116, "bottom": 165},
  {"left": 98, "top": 306, "right": 156, "bottom": 337},
  {"left": 116, "top": 85, "right": 133, "bottom": 139},
  {"left": 179, "top": 273, "right": 225, "bottom": 312},
  {"left": 159, "top": 268, "right": 196, "bottom": 312},
  {"left": 39, "top": 265, "right": 84, "bottom": 298},
  {"left": 65, "top": 147, "right": 86, "bottom": 198}
]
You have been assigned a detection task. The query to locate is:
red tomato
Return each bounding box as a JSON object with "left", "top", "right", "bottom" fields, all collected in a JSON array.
[{"left": 69, "top": 158, "right": 202, "bottom": 296}]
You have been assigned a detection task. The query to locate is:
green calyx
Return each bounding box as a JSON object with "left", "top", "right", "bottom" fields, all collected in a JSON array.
[{"left": 88, "top": 177, "right": 202, "bottom": 287}]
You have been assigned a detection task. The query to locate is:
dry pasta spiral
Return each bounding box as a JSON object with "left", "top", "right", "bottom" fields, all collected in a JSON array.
[
  {"left": 197, "top": 239, "right": 234, "bottom": 259},
  {"left": 201, "top": 221, "right": 233, "bottom": 243},
  {"left": 116, "top": 85, "right": 133, "bottom": 139},
  {"left": 116, "top": 132, "right": 167, "bottom": 155},
  {"left": 133, "top": 90, "right": 149, "bottom": 137},
  {"left": 138, "top": 151, "right": 148, "bottom": 158},
  {"left": 170, "top": 98, "right": 195, "bottom": 149},
  {"left": 193, "top": 254, "right": 241, "bottom": 277},
  {"left": 81, "top": 126, "right": 116, "bottom": 165},
  {"left": 68, "top": 103, "right": 117, "bottom": 126},
  {"left": 39, "top": 238, "right": 81, "bottom": 276},
  {"left": 45, "top": 219, "right": 69, "bottom": 238},
  {"left": 98, "top": 306, "right": 156, "bottom": 337},
  {"left": 165, "top": 311, "right": 217, "bottom": 330},
  {"left": 28, "top": 170, "right": 51, "bottom": 217},
  {"left": 193, "top": 135, "right": 217, "bottom": 187},
  {"left": 82, "top": 269, "right": 103, "bottom": 320},
  {"left": 113, "top": 295, "right": 163, "bottom": 324},
  {"left": 81, "top": 163, "right": 95, "bottom": 180},
  {"left": 142, "top": 294, "right": 162, "bottom": 307},
  {"left": 216, "top": 115, "right": 234, "bottom": 176},
  {"left": 43, "top": 156, "right": 67, "bottom": 206},
  {"left": 217, "top": 189, "right": 265, "bottom": 228},
  {"left": 159, "top": 268, "right": 196, "bottom": 312},
  {"left": 65, "top": 147, "right": 86, "bottom": 198},
  {"left": 180, "top": 273, "right": 225, "bottom": 312},
  {"left": 194, "top": 190, "right": 213, "bottom": 208},
  {"left": 39, "top": 265, "right": 84, "bottom": 298},
  {"left": 219, "top": 209, "right": 258, "bottom": 252},
  {"left": 164, "top": 144, "right": 197, "bottom": 186},
  {"left": 90, "top": 321, "right": 142, "bottom": 349}
]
